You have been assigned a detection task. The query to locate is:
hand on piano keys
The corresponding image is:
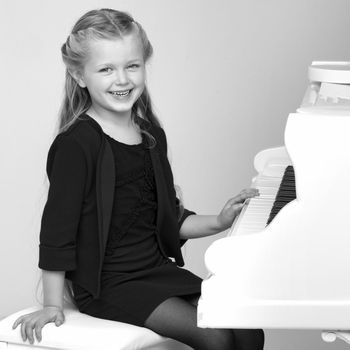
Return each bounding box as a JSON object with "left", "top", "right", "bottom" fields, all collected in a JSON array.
[
  {"left": 217, "top": 188, "right": 260, "bottom": 232},
  {"left": 228, "top": 163, "right": 295, "bottom": 237}
]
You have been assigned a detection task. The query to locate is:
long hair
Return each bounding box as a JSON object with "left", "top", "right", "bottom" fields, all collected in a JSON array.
[
  {"left": 37, "top": 8, "right": 186, "bottom": 309},
  {"left": 57, "top": 8, "right": 161, "bottom": 146}
]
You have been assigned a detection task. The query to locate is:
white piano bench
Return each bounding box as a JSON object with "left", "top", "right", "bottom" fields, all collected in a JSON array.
[{"left": 0, "top": 306, "right": 192, "bottom": 350}]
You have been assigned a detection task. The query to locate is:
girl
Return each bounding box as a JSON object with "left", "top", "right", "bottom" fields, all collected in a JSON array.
[{"left": 12, "top": 8, "right": 264, "bottom": 350}]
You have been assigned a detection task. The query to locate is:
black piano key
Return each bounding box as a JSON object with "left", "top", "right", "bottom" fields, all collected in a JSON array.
[
  {"left": 276, "top": 191, "right": 296, "bottom": 196},
  {"left": 266, "top": 165, "right": 296, "bottom": 226},
  {"left": 274, "top": 195, "right": 296, "bottom": 202},
  {"left": 271, "top": 202, "right": 290, "bottom": 209},
  {"left": 281, "top": 181, "right": 295, "bottom": 186},
  {"left": 271, "top": 203, "right": 289, "bottom": 211}
]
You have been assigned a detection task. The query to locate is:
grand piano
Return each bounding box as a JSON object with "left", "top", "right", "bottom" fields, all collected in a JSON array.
[{"left": 197, "top": 61, "right": 350, "bottom": 345}]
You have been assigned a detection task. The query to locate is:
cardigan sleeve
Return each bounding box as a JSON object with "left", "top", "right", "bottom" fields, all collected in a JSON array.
[
  {"left": 157, "top": 127, "right": 197, "bottom": 246},
  {"left": 176, "top": 197, "right": 196, "bottom": 247},
  {"left": 38, "top": 134, "right": 87, "bottom": 271}
]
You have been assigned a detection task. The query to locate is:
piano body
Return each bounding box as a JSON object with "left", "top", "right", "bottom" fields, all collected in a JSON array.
[{"left": 197, "top": 62, "right": 350, "bottom": 343}]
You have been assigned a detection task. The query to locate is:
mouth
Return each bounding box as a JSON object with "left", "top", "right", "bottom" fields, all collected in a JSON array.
[{"left": 108, "top": 89, "right": 132, "bottom": 97}]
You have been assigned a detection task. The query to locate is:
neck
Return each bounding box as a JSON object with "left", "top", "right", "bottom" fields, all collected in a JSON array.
[{"left": 87, "top": 106, "right": 134, "bottom": 129}]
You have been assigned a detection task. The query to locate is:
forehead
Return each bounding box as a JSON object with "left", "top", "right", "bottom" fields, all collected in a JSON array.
[{"left": 85, "top": 32, "right": 144, "bottom": 66}]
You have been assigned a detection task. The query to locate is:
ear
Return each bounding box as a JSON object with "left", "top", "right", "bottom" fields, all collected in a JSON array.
[{"left": 68, "top": 69, "right": 87, "bottom": 88}]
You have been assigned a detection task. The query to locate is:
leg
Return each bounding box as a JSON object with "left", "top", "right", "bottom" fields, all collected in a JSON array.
[
  {"left": 144, "top": 296, "right": 236, "bottom": 350},
  {"left": 232, "top": 329, "right": 265, "bottom": 350},
  {"left": 180, "top": 292, "right": 201, "bottom": 307},
  {"left": 181, "top": 293, "right": 265, "bottom": 350}
]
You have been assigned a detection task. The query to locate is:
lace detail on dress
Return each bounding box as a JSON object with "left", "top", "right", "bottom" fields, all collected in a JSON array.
[
  {"left": 105, "top": 150, "right": 157, "bottom": 256},
  {"left": 115, "top": 168, "right": 145, "bottom": 187},
  {"left": 143, "top": 150, "right": 156, "bottom": 192}
]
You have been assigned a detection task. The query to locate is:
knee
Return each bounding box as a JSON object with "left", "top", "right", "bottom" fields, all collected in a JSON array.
[
  {"left": 256, "top": 329, "right": 265, "bottom": 349},
  {"left": 249, "top": 329, "right": 264, "bottom": 349},
  {"left": 234, "top": 328, "right": 265, "bottom": 350},
  {"left": 198, "top": 328, "right": 236, "bottom": 350},
  {"left": 250, "top": 329, "right": 264, "bottom": 349}
]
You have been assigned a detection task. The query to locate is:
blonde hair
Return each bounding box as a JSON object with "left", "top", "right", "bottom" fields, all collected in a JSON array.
[{"left": 57, "top": 8, "right": 161, "bottom": 146}]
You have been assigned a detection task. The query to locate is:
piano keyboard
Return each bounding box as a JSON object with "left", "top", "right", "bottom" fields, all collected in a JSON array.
[{"left": 228, "top": 165, "right": 296, "bottom": 236}]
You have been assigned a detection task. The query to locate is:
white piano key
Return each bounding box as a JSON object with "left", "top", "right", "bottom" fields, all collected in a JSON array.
[
  {"left": 240, "top": 217, "right": 269, "bottom": 223},
  {"left": 228, "top": 163, "right": 288, "bottom": 237}
]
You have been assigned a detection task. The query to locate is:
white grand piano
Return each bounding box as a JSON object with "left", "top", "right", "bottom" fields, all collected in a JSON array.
[{"left": 197, "top": 61, "right": 350, "bottom": 346}]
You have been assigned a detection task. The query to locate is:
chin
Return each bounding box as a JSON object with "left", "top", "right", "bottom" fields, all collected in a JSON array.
[{"left": 107, "top": 106, "right": 133, "bottom": 116}]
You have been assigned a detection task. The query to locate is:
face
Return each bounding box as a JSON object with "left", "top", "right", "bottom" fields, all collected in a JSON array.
[{"left": 74, "top": 32, "right": 146, "bottom": 120}]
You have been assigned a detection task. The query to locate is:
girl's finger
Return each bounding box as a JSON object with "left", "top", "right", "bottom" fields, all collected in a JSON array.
[
  {"left": 12, "top": 316, "right": 23, "bottom": 329},
  {"left": 224, "top": 189, "right": 259, "bottom": 209},
  {"left": 25, "top": 323, "right": 35, "bottom": 344},
  {"left": 234, "top": 203, "right": 244, "bottom": 210},
  {"left": 35, "top": 323, "right": 44, "bottom": 342},
  {"left": 239, "top": 188, "right": 254, "bottom": 193},
  {"left": 20, "top": 321, "right": 27, "bottom": 341},
  {"left": 240, "top": 190, "right": 259, "bottom": 199},
  {"left": 246, "top": 191, "right": 258, "bottom": 197},
  {"left": 234, "top": 193, "right": 253, "bottom": 203},
  {"left": 240, "top": 188, "right": 259, "bottom": 194},
  {"left": 230, "top": 203, "right": 245, "bottom": 215},
  {"left": 225, "top": 196, "right": 242, "bottom": 207},
  {"left": 56, "top": 311, "right": 65, "bottom": 325}
]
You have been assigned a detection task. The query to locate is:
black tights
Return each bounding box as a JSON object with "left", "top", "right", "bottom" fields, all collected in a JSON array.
[{"left": 144, "top": 293, "right": 264, "bottom": 350}]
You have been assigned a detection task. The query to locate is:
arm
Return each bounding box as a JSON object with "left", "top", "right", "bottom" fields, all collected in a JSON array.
[
  {"left": 39, "top": 134, "right": 87, "bottom": 271},
  {"left": 179, "top": 214, "right": 222, "bottom": 239},
  {"left": 155, "top": 128, "right": 259, "bottom": 241},
  {"left": 11, "top": 135, "right": 86, "bottom": 344},
  {"left": 42, "top": 270, "right": 65, "bottom": 309},
  {"left": 12, "top": 270, "right": 66, "bottom": 344},
  {"left": 156, "top": 127, "right": 199, "bottom": 240},
  {"left": 179, "top": 188, "right": 260, "bottom": 239}
]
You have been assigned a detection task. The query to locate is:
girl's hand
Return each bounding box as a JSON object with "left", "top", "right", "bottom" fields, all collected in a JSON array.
[
  {"left": 12, "top": 306, "right": 65, "bottom": 345},
  {"left": 217, "top": 188, "right": 259, "bottom": 230}
]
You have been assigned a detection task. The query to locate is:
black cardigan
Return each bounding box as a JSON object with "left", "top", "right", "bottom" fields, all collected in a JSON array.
[{"left": 38, "top": 114, "right": 196, "bottom": 299}]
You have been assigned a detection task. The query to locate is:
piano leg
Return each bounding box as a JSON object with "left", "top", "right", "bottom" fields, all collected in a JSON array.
[{"left": 322, "top": 331, "right": 350, "bottom": 345}]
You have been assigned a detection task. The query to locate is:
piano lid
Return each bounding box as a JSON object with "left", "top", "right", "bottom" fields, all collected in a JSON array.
[{"left": 298, "top": 61, "right": 350, "bottom": 115}]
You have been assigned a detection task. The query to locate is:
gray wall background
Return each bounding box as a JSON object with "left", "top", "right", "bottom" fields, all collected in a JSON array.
[{"left": 1, "top": 0, "right": 350, "bottom": 348}]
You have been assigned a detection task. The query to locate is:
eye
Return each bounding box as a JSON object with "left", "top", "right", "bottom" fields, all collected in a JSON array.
[
  {"left": 127, "top": 64, "right": 140, "bottom": 70},
  {"left": 99, "top": 67, "right": 112, "bottom": 73}
]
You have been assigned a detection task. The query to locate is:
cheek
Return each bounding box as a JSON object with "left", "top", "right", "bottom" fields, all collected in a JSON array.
[
  {"left": 86, "top": 77, "right": 107, "bottom": 91},
  {"left": 135, "top": 73, "right": 146, "bottom": 87},
  {"left": 133, "top": 73, "right": 146, "bottom": 94},
  {"left": 133, "top": 67, "right": 146, "bottom": 85},
  {"left": 134, "top": 84, "right": 145, "bottom": 101}
]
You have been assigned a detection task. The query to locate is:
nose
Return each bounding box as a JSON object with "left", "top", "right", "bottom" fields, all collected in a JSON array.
[{"left": 115, "top": 69, "right": 128, "bottom": 85}]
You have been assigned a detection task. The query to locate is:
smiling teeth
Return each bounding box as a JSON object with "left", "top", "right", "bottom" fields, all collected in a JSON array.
[{"left": 110, "top": 90, "right": 130, "bottom": 96}]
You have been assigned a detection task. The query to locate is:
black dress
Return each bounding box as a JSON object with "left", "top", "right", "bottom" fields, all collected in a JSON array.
[{"left": 72, "top": 131, "right": 202, "bottom": 327}]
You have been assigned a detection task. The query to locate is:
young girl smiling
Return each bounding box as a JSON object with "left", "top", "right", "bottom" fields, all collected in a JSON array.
[{"left": 12, "top": 8, "right": 264, "bottom": 350}]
